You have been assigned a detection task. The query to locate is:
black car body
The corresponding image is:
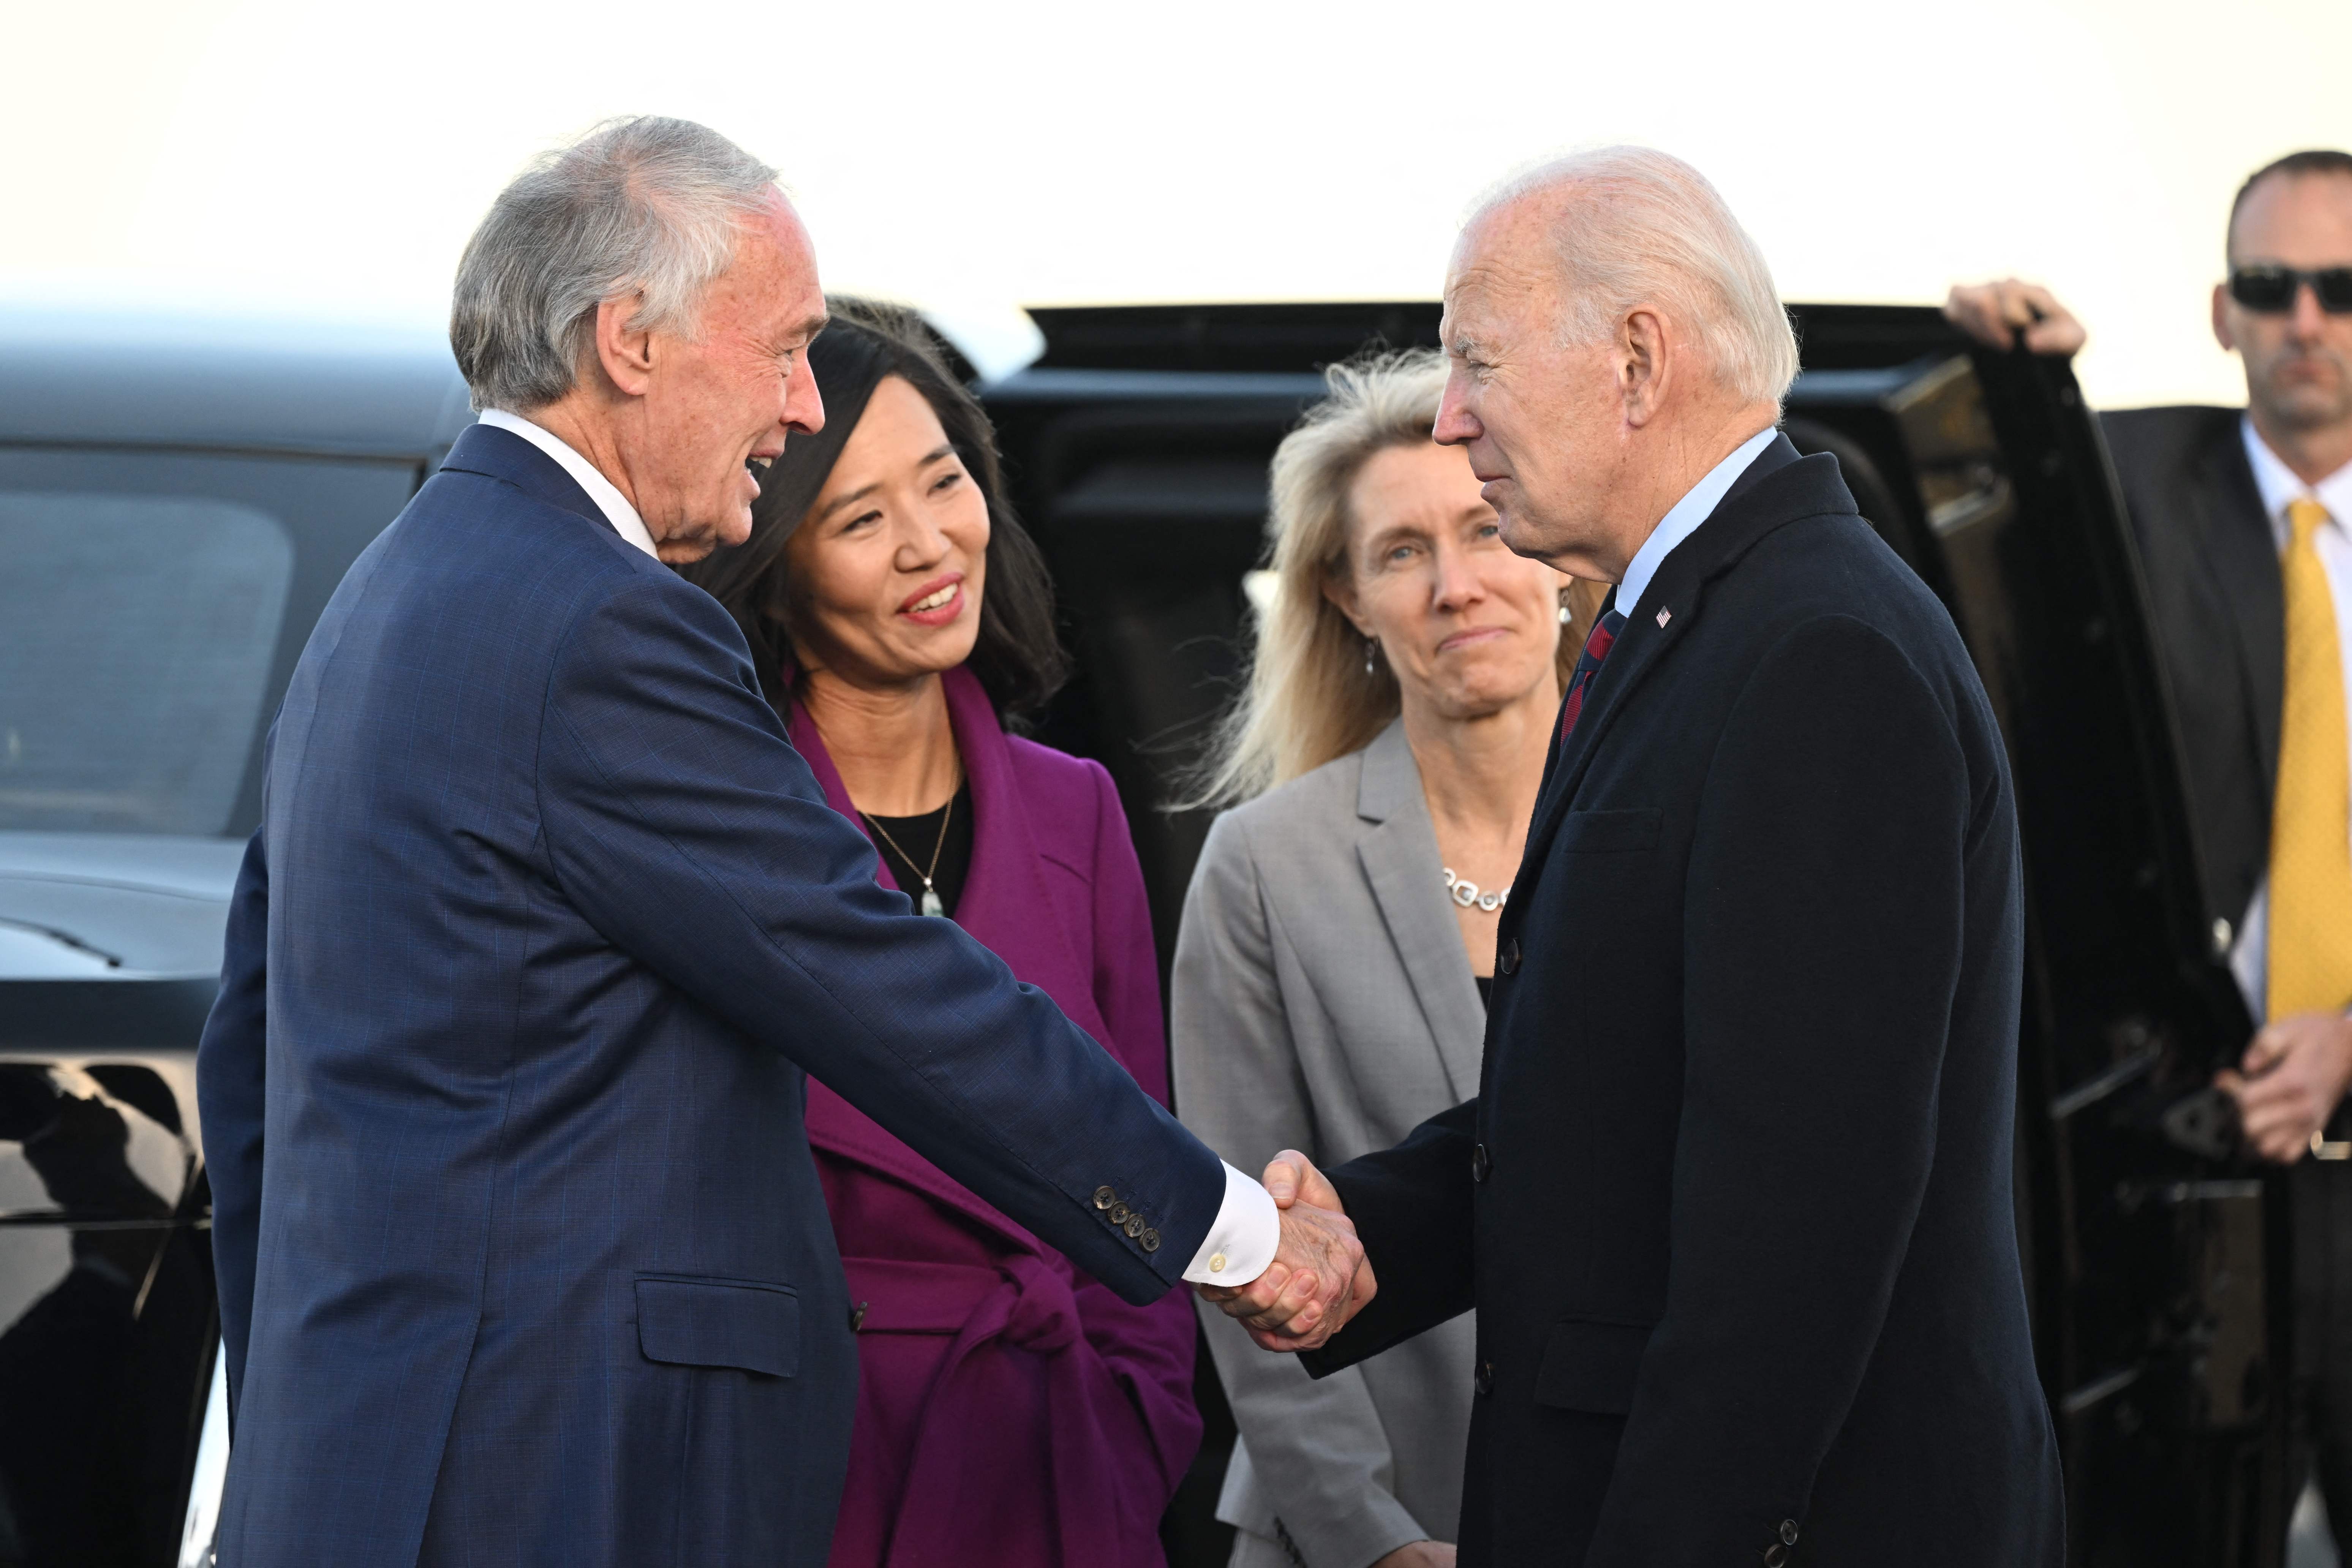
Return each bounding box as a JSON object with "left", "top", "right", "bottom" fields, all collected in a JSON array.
[
  {"left": 0, "top": 313, "right": 473, "bottom": 1566},
  {"left": 0, "top": 303, "right": 2283, "bottom": 1566}
]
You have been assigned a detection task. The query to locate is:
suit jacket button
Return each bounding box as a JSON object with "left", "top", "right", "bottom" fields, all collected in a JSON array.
[
  {"left": 1474, "top": 1360, "right": 1494, "bottom": 1396},
  {"left": 1093, "top": 1185, "right": 1116, "bottom": 1209},
  {"left": 1498, "top": 938, "right": 1520, "bottom": 976},
  {"left": 1107, "top": 1201, "right": 1130, "bottom": 1225},
  {"left": 1780, "top": 1520, "right": 1799, "bottom": 1545},
  {"left": 1124, "top": 1214, "right": 1146, "bottom": 1238},
  {"left": 1140, "top": 1229, "right": 1160, "bottom": 1252},
  {"left": 1764, "top": 1547, "right": 1787, "bottom": 1568},
  {"left": 1471, "top": 1143, "right": 1491, "bottom": 1183}
]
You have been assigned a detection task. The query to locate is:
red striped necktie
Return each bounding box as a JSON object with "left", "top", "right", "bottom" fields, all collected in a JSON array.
[{"left": 1559, "top": 607, "right": 1626, "bottom": 744}]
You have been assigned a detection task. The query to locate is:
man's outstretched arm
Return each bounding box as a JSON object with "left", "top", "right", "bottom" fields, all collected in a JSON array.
[{"left": 536, "top": 572, "right": 1362, "bottom": 1317}]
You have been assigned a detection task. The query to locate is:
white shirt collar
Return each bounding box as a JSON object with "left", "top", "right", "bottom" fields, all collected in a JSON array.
[
  {"left": 1614, "top": 424, "right": 1780, "bottom": 617},
  {"left": 2240, "top": 414, "right": 2352, "bottom": 545},
  {"left": 476, "top": 408, "right": 660, "bottom": 559}
]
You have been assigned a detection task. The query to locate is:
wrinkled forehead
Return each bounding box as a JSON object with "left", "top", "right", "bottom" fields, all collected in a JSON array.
[
  {"left": 1443, "top": 200, "right": 1559, "bottom": 338},
  {"left": 724, "top": 192, "right": 827, "bottom": 331},
  {"left": 729, "top": 191, "right": 813, "bottom": 279}
]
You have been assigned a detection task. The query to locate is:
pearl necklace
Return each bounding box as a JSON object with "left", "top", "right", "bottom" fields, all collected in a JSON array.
[{"left": 1442, "top": 868, "right": 1506, "bottom": 914}]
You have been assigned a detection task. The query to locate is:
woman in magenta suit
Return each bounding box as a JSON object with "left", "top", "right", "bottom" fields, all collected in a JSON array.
[{"left": 678, "top": 301, "right": 1198, "bottom": 1568}]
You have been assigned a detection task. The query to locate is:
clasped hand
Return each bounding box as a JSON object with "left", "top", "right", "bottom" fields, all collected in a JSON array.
[
  {"left": 1197, "top": 1150, "right": 1376, "bottom": 1352},
  {"left": 2215, "top": 1011, "right": 2352, "bottom": 1162}
]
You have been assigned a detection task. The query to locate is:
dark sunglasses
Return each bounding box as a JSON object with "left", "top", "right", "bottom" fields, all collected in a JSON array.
[{"left": 2228, "top": 264, "right": 2352, "bottom": 314}]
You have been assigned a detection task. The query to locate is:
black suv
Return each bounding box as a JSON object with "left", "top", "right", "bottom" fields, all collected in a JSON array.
[{"left": 0, "top": 303, "right": 2282, "bottom": 1567}]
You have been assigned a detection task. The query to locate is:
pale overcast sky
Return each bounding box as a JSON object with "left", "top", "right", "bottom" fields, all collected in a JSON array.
[{"left": 6, "top": 0, "right": 2346, "bottom": 405}]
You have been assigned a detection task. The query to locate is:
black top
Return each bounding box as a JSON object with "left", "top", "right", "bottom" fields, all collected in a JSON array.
[
  {"left": 863, "top": 782, "right": 974, "bottom": 920},
  {"left": 1474, "top": 974, "right": 1493, "bottom": 1010}
]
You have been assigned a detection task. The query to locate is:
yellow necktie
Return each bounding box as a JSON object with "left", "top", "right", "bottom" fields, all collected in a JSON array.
[{"left": 2267, "top": 496, "right": 2352, "bottom": 1018}]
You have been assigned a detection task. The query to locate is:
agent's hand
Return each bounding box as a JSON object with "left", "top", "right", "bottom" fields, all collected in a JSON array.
[
  {"left": 1198, "top": 1149, "right": 1376, "bottom": 1351},
  {"left": 1943, "top": 279, "right": 2088, "bottom": 357},
  {"left": 2216, "top": 1012, "right": 2352, "bottom": 1162},
  {"left": 1372, "top": 1541, "right": 1457, "bottom": 1568}
]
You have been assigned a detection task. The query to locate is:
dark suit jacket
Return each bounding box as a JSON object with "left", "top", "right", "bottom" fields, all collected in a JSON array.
[
  {"left": 193, "top": 424, "right": 1223, "bottom": 1568},
  {"left": 1304, "top": 437, "right": 2064, "bottom": 1566},
  {"left": 2100, "top": 406, "right": 2279, "bottom": 932}
]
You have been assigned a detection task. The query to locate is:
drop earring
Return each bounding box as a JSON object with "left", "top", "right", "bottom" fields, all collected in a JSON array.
[
  {"left": 1558, "top": 595, "right": 1573, "bottom": 624},
  {"left": 1364, "top": 637, "right": 1378, "bottom": 675}
]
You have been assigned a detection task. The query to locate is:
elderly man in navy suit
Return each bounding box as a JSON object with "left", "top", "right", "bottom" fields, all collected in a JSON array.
[{"left": 194, "top": 115, "right": 1364, "bottom": 1567}]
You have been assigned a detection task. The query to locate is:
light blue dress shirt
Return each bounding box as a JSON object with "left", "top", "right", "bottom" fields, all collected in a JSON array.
[{"left": 1614, "top": 424, "right": 1781, "bottom": 619}]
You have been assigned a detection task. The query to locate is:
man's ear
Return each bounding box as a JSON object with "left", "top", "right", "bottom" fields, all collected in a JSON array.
[
  {"left": 2211, "top": 282, "right": 2238, "bottom": 355},
  {"left": 1619, "top": 307, "right": 1670, "bottom": 429},
  {"left": 594, "top": 295, "right": 656, "bottom": 398}
]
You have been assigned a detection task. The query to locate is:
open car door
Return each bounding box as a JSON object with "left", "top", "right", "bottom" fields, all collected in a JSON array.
[{"left": 982, "top": 302, "right": 2288, "bottom": 1568}]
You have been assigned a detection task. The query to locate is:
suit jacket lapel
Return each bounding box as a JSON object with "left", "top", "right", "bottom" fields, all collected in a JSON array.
[
  {"left": 1517, "top": 438, "right": 1840, "bottom": 881},
  {"left": 784, "top": 667, "right": 1095, "bottom": 1247},
  {"left": 2185, "top": 421, "right": 2284, "bottom": 795},
  {"left": 1351, "top": 721, "right": 1484, "bottom": 1100},
  {"left": 939, "top": 667, "right": 1095, "bottom": 1012}
]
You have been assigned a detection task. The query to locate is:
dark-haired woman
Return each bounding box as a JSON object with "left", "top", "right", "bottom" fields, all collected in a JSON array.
[{"left": 678, "top": 302, "right": 1198, "bottom": 1568}]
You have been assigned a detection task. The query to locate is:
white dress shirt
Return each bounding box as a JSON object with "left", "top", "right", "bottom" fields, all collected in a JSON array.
[
  {"left": 477, "top": 409, "right": 661, "bottom": 559},
  {"left": 1188, "top": 1162, "right": 1280, "bottom": 1286},
  {"left": 2225, "top": 419, "right": 2352, "bottom": 1021},
  {"left": 477, "top": 411, "right": 1281, "bottom": 1282},
  {"left": 1615, "top": 425, "right": 1780, "bottom": 617}
]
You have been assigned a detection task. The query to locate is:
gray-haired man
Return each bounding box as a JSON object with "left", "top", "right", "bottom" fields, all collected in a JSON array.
[
  {"left": 1213, "top": 148, "right": 2064, "bottom": 1565},
  {"left": 196, "top": 115, "right": 1363, "bottom": 1566}
]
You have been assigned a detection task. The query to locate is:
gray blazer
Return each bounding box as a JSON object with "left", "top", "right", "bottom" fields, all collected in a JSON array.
[{"left": 1173, "top": 719, "right": 1479, "bottom": 1568}]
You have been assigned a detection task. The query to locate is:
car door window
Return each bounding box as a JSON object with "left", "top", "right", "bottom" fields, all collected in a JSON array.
[
  {"left": 0, "top": 494, "right": 292, "bottom": 835},
  {"left": 0, "top": 447, "right": 419, "bottom": 838}
]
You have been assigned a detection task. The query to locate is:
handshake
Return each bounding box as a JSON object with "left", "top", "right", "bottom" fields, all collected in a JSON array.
[{"left": 1198, "top": 1151, "right": 1377, "bottom": 1353}]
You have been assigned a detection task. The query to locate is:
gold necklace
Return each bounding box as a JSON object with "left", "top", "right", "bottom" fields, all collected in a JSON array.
[{"left": 860, "top": 792, "right": 956, "bottom": 917}]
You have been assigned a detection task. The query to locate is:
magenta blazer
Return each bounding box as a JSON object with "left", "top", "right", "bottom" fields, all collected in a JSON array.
[{"left": 787, "top": 665, "right": 1200, "bottom": 1568}]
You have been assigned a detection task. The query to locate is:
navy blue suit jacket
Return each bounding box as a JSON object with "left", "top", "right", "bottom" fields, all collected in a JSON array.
[{"left": 195, "top": 425, "right": 1224, "bottom": 1566}]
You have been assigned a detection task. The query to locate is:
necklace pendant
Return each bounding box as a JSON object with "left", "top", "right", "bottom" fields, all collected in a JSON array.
[{"left": 919, "top": 886, "right": 946, "bottom": 917}]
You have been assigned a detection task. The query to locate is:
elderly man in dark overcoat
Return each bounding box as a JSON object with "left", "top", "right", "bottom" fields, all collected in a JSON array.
[{"left": 1207, "top": 147, "right": 2066, "bottom": 1566}]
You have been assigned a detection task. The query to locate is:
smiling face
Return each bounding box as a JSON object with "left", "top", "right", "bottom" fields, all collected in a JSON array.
[
  {"left": 629, "top": 194, "right": 829, "bottom": 563},
  {"left": 2218, "top": 171, "right": 2352, "bottom": 438},
  {"left": 1433, "top": 199, "right": 1627, "bottom": 573},
  {"left": 1328, "top": 439, "right": 1565, "bottom": 723},
  {"left": 776, "top": 375, "right": 991, "bottom": 690}
]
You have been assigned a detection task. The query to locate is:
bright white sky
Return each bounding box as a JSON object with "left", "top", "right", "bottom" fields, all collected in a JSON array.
[{"left": 5, "top": 0, "right": 2346, "bottom": 405}]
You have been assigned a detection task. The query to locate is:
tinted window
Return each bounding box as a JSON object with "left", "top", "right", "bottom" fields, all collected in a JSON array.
[
  {"left": 0, "top": 494, "right": 293, "bottom": 834},
  {"left": 0, "top": 447, "right": 421, "bottom": 838}
]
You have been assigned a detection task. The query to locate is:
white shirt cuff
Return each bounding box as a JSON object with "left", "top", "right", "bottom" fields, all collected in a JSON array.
[{"left": 1181, "top": 1160, "right": 1281, "bottom": 1285}]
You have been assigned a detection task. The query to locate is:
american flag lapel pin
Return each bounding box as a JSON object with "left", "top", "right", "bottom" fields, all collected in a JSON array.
[{"left": 1656, "top": 607, "right": 1672, "bottom": 628}]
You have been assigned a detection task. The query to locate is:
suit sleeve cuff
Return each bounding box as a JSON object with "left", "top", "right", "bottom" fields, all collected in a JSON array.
[{"left": 1181, "top": 1160, "right": 1279, "bottom": 1285}]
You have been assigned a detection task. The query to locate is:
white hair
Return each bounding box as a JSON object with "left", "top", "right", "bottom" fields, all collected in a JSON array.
[
  {"left": 1470, "top": 146, "right": 1800, "bottom": 408},
  {"left": 450, "top": 116, "right": 780, "bottom": 413}
]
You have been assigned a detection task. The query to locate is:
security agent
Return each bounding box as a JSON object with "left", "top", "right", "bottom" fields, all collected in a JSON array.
[{"left": 1950, "top": 146, "right": 2352, "bottom": 1552}]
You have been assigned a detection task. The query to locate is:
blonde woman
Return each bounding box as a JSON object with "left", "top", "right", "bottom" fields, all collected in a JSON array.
[{"left": 1172, "top": 350, "right": 1601, "bottom": 1568}]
